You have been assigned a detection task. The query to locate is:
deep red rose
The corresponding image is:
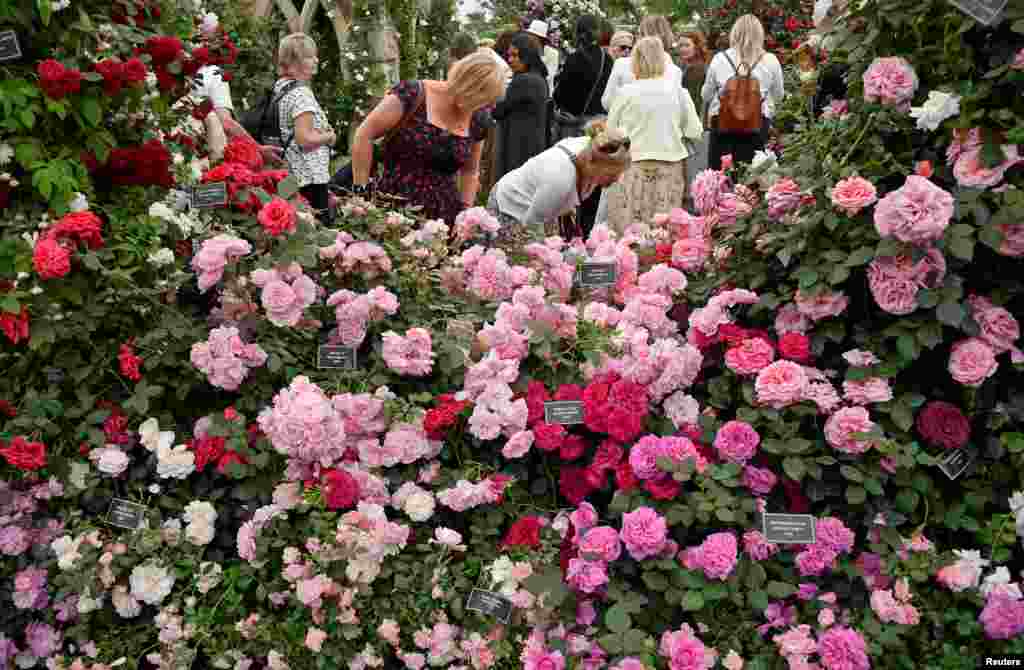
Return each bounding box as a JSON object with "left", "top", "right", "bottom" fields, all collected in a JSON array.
[
  {"left": 154, "top": 67, "right": 178, "bottom": 92},
  {"left": 501, "top": 516, "right": 543, "bottom": 549},
  {"left": 123, "top": 57, "right": 148, "bottom": 84},
  {"left": 191, "top": 46, "right": 211, "bottom": 66},
  {"left": 423, "top": 405, "right": 460, "bottom": 440},
  {"left": 534, "top": 422, "right": 566, "bottom": 452},
  {"left": 33, "top": 239, "right": 72, "bottom": 279},
  {"left": 559, "top": 434, "right": 587, "bottom": 461},
  {"left": 781, "top": 477, "right": 810, "bottom": 513},
  {"left": 144, "top": 36, "right": 184, "bottom": 66},
  {"left": 94, "top": 59, "right": 126, "bottom": 96},
  {"left": 778, "top": 332, "right": 811, "bottom": 363},
  {"left": 0, "top": 399, "right": 16, "bottom": 418},
  {"left": 191, "top": 436, "right": 226, "bottom": 471},
  {"left": 216, "top": 450, "right": 247, "bottom": 474},
  {"left": 102, "top": 411, "right": 130, "bottom": 444},
  {"left": 553, "top": 384, "right": 584, "bottom": 402},
  {"left": 591, "top": 439, "right": 624, "bottom": 471},
  {"left": 322, "top": 468, "right": 360, "bottom": 510},
  {"left": 644, "top": 476, "right": 682, "bottom": 500},
  {"left": 606, "top": 408, "right": 644, "bottom": 444},
  {"left": 0, "top": 436, "right": 47, "bottom": 470},
  {"left": 0, "top": 307, "right": 30, "bottom": 345},
  {"left": 38, "top": 60, "right": 70, "bottom": 99},
  {"left": 525, "top": 380, "right": 551, "bottom": 426},
  {"left": 118, "top": 341, "right": 143, "bottom": 382},
  {"left": 48, "top": 211, "right": 105, "bottom": 249},
  {"left": 224, "top": 136, "right": 264, "bottom": 170},
  {"left": 916, "top": 401, "right": 970, "bottom": 450},
  {"left": 655, "top": 242, "right": 673, "bottom": 264},
  {"left": 614, "top": 461, "right": 639, "bottom": 491},
  {"left": 559, "top": 521, "right": 577, "bottom": 575},
  {"left": 559, "top": 466, "right": 596, "bottom": 505},
  {"left": 717, "top": 323, "right": 749, "bottom": 346},
  {"left": 583, "top": 466, "right": 606, "bottom": 490}
]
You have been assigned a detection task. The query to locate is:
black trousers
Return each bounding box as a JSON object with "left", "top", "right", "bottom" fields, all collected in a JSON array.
[
  {"left": 708, "top": 117, "right": 771, "bottom": 170},
  {"left": 579, "top": 187, "right": 602, "bottom": 237},
  {"left": 300, "top": 183, "right": 329, "bottom": 224}
]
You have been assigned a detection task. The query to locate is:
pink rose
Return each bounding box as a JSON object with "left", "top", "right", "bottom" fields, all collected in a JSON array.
[
  {"left": 953, "top": 145, "right": 1021, "bottom": 190},
  {"left": 774, "top": 304, "right": 810, "bottom": 334},
  {"left": 714, "top": 421, "right": 760, "bottom": 465},
  {"left": 304, "top": 627, "right": 327, "bottom": 652},
  {"left": 619, "top": 506, "right": 667, "bottom": 560},
  {"left": 873, "top": 175, "right": 954, "bottom": 245},
  {"left": 794, "top": 289, "right": 849, "bottom": 322},
  {"left": 725, "top": 338, "right": 775, "bottom": 375},
  {"left": 579, "top": 525, "right": 622, "bottom": 562},
  {"left": 1013, "top": 48, "right": 1024, "bottom": 70},
  {"left": 821, "top": 99, "right": 849, "bottom": 119},
  {"left": 867, "top": 258, "right": 920, "bottom": 315},
  {"left": 824, "top": 406, "right": 876, "bottom": 454},
  {"left": 968, "top": 295, "right": 1020, "bottom": 353},
  {"left": 755, "top": 360, "right": 808, "bottom": 409},
  {"left": 258, "top": 197, "right": 297, "bottom": 237},
  {"left": 766, "top": 178, "right": 802, "bottom": 220},
  {"left": 948, "top": 337, "right": 998, "bottom": 387},
  {"left": 842, "top": 377, "right": 893, "bottom": 405},
  {"left": 862, "top": 56, "right": 918, "bottom": 107},
  {"left": 671, "top": 237, "right": 710, "bottom": 272},
  {"left": 997, "top": 222, "right": 1024, "bottom": 257},
  {"left": 830, "top": 176, "right": 877, "bottom": 216},
  {"left": 742, "top": 465, "right": 777, "bottom": 495}
]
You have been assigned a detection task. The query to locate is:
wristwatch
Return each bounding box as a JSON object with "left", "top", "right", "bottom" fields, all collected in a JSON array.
[{"left": 352, "top": 182, "right": 372, "bottom": 195}]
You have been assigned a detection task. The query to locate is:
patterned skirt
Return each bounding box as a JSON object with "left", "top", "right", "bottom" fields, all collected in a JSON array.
[{"left": 606, "top": 160, "right": 687, "bottom": 234}]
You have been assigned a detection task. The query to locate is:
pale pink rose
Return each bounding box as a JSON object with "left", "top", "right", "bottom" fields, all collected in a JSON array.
[
  {"left": 672, "top": 237, "right": 710, "bottom": 272},
  {"left": 842, "top": 377, "right": 893, "bottom": 405},
  {"left": 766, "top": 178, "right": 802, "bottom": 220},
  {"left": 843, "top": 350, "right": 879, "bottom": 367},
  {"left": 968, "top": 295, "right": 1020, "bottom": 353},
  {"left": 579, "top": 526, "right": 622, "bottom": 562},
  {"left": 821, "top": 99, "right": 849, "bottom": 119},
  {"left": 873, "top": 175, "right": 954, "bottom": 245},
  {"left": 953, "top": 145, "right": 1020, "bottom": 189},
  {"left": 725, "top": 338, "right": 775, "bottom": 375},
  {"left": 948, "top": 337, "right": 998, "bottom": 387},
  {"left": 305, "top": 627, "right": 327, "bottom": 652},
  {"left": 502, "top": 430, "right": 534, "bottom": 459},
  {"left": 867, "top": 257, "right": 920, "bottom": 315},
  {"left": 794, "top": 289, "right": 849, "bottom": 322},
  {"left": 723, "top": 650, "right": 744, "bottom": 670},
  {"left": 862, "top": 56, "right": 918, "bottom": 107},
  {"left": 755, "top": 360, "right": 808, "bottom": 409},
  {"left": 824, "top": 406, "right": 876, "bottom": 454},
  {"left": 830, "top": 177, "right": 877, "bottom": 216}
]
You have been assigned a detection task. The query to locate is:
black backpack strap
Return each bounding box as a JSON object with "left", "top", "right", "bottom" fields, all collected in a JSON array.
[
  {"left": 269, "top": 79, "right": 306, "bottom": 151},
  {"left": 722, "top": 51, "right": 738, "bottom": 75}
]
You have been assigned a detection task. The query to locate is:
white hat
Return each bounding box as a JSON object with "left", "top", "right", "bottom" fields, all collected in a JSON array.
[{"left": 526, "top": 20, "right": 549, "bottom": 40}]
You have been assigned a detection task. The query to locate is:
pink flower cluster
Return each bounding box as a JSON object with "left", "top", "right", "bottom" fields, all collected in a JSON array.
[
  {"left": 948, "top": 337, "right": 998, "bottom": 387},
  {"left": 830, "top": 176, "right": 877, "bottom": 216},
  {"left": 947, "top": 128, "right": 1022, "bottom": 190},
  {"left": 442, "top": 246, "right": 535, "bottom": 303},
  {"left": 936, "top": 549, "right": 990, "bottom": 592},
  {"left": 862, "top": 56, "right": 918, "bottom": 107},
  {"left": 620, "top": 506, "right": 668, "bottom": 560},
  {"left": 257, "top": 376, "right": 347, "bottom": 467},
  {"left": 821, "top": 99, "right": 849, "bottom": 119},
  {"left": 755, "top": 360, "right": 808, "bottom": 409},
  {"left": 795, "top": 517, "right": 855, "bottom": 577},
  {"left": 870, "top": 578, "right": 920, "bottom": 625},
  {"left": 190, "top": 325, "right": 267, "bottom": 391},
  {"left": 867, "top": 250, "right": 946, "bottom": 315},
  {"left": 319, "top": 232, "right": 393, "bottom": 279},
  {"left": 842, "top": 377, "right": 892, "bottom": 405},
  {"left": 873, "top": 175, "right": 953, "bottom": 245},
  {"left": 636, "top": 263, "right": 688, "bottom": 299},
  {"left": 979, "top": 595, "right": 1024, "bottom": 640},
  {"left": 691, "top": 169, "right": 732, "bottom": 217},
  {"left": 325, "top": 286, "right": 399, "bottom": 346},
  {"left": 824, "top": 407, "right": 877, "bottom": 454},
  {"left": 436, "top": 476, "right": 508, "bottom": 512},
  {"left": 192, "top": 234, "right": 252, "bottom": 292},
  {"left": 659, "top": 624, "right": 715, "bottom": 670},
  {"left": 629, "top": 435, "right": 708, "bottom": 480},
  {"left": 453, "top": 207, "right": 501, "bottom": 244},
  {"left": 616, "top": 336, "right": 704, "bottom": 403},
  {"left": 13, "top": 567, "right": 49, "bottom": 610},
  {"left": 681, "top": 532, "right": 738, "bottom": 580},
  {"left": 363, "top": 422, "right": 442, "bottom": 468},
  {"left": 467, "top": 376, "right": 528, "bottom": 442},
  {"left": 713, "top": 421, "right": 760, "bottom": 464},
  {"left": 794, "top": 289, "right": 849, "bottom": 322},
  {"left": 766, "top": 178, "right": 802, "bottom": 220},
  {"left": 725, "top": 337, "right": 775, "bottom": 375},
  {"left": 817, "top": 627, "right": 870, "bottom": 670},
  {"left": 250, "top": 263, "right": 318, "bottom": 327},
  {"left": 742, "top": 529, "right": 779, "bottom": 560},
  {"left": 382, "top": 328, "right": 433, "bottom": 377},
  {"left": 967, "top": 295, "right": 1020, "bottom": 355}
]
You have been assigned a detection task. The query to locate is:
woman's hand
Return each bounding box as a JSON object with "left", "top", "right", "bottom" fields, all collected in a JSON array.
[{"left": 352, "top": 93, "right": 405, "bottom": 185}]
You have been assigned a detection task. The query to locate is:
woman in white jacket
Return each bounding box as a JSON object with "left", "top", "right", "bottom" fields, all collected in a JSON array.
[
  {"left": 606, "top": 37, "right": 702, "bottom": 233},
  {"left": 601, "top": 15, "right": 682, "bottom": 112}
]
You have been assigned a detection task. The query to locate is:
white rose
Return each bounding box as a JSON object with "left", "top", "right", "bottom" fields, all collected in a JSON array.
[
  {"left": 402, "top": 490, "right": 435, "bottom": 522},
  {"left": 92, "top": 446, "right": 130, "bottom": 476},
  {"left": 68, "top": 461, "right": 91, "bottom": 490},
  {"left": 149, "top": 248, "right": 176, "bottom": 266},
  {"left": 149, "top": 202, "right": 176, "bottom": 222},
  {"left": 186, "top": 520, "right": 215, "bottom": 546},
  {"left": 751, "top": 149, "right": 777, "bottom": 171},
  {"left": 162, "top": 518, "right": 182, "bottom": 545},
  {"left": 130, "top": 563, "right": 175, "bottom": 606},
  {"left": 184, "top": 500, "right": 217, "bottom": 525},
  {"left": 68, "top": 192, "right": 89, "bottom": 212},
  {"left": 157, "top": 443, "right": 196, "bottom": 479},
  {"left": 200, "top": 12, "right": 219, "bottom": 35},
  {"left": 910, "top": 91, "right": 961, "bottom": 132},
  {"left": 77, "top": 588, "right": 103, "bottom": 613},
  {"left": 196, "top": 562, "right": 223, "bottom": 594},
  {"left": 51, "top": 535, "right": 83, "bottom": 570},
  {"left": 139, "top": 418, "right": 175, "bottom": 452},
  {"left": 489, "top": 556, "right": 513, "bottom": 585}
]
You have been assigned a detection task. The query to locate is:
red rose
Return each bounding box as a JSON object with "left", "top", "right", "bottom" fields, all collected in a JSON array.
[
  {"left": 191, "top": 436, "right": 225, "bottom": 471},
  {"left": 118, "top": 341, "right": 143, "bottom": 382},
  {"left": 37, "top": 60, "right": 70, "bottom": 99},
  {"left": 257, "top": 197, "right": 297, "bottom": 237},
  {"left": 94, "top": 59, "right": 126, "bottom": 96},
  {"left": 607, "top": 408, "right": 644, "bottom": 444},
  {"left": 0, "top": 399, "right": 17, "bottom": 418},
  {"left": 559, "top": 466, "right": 596, "bottom": 505},
  {"left": 916, "top": 401, "right": 970, "bottom": 450},
  {"left": 123, "top": 57, "right": 148, "bottom": 84},
  {"left": 781, "top": 477, "right": 810, "bottom": 513},
  {"left": 33, "top": 239, "right": 72, "bottom": 279},
  {"left": 191, "top": 46, "right": 211, "bottom": 66},
  {"left": 144, "top": 36, "right": 184, "bottom": 66},
  {"left": 534, "top": 422, "right": 566, "bottom": 452},
  {"left": 614, "top": 461, "right": 639, "bottom": 491},
  {"left": 591, "top": 439, "right": 624, "bottom": 471},
  {"left": 48, "top": 211, "right": 105, "bottom": 249},
  {"left": 785, "top": 16, "right": 799, "bottom": 31},
  {"left": 224, "top": 406, "right": 240, "bottom": 421},
  {"left": 216, "top": 450, "right": 247, "bottom": 474},
  {"left": 501, "top": 516, "right": 543, "bottom": 549},
  {"left": 0, "top": 307, "right": 30, "bottom": 345},
  {"left": 778, "top": 332, "right": 811, "bottom": 363},
  {"left": 224, "top": 136, "right": 264, "bottom": 170},
  {"left": 488, "top": 474, "right": 512, "bottom": 503},
  {"left": 717, "top": 323, "right": 749, "bottom": 346},
  {"left": 644, "top": 476, "right": 682, "bottom": 500},
  {"left": 525, "top": 380, "right": 551, "bottom": 426},
  {"left": 0, "top": 436, "right": 47, "bottom": 470},
  {"left": 154, "top": 67, "right": 178, "bottom": 92},
  {"left": 583, "top": 466, "right": 606, "bottom": 490},
  {"left": 560, "top": 434, "right": 587, "bottom": 461},
  {"left": 423, "top": 405, "right": 460, "bottom": 440},
  {"left": 553, "top": 384, "right": 584, "bottom": 402},
  {"left": 322, "top": 468, "right": 360, "bottom": 510}
]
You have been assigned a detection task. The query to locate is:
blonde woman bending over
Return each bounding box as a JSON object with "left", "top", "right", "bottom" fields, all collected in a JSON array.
[
  {"left": 606, "top": 37, "right": 702, "bottom": 233},
  {"left": 351, "top": 52, "right": 503, "bottom": 223},
  {"left": 489, "top": 120, "right": 631, "bottom": 244},
  {"left": 701, "top": 14, "right": 784, "bottom": 169}
]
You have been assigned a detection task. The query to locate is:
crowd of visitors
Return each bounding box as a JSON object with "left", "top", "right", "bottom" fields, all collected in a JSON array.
[{"left": 222, "top": 10, "right": 807, "bottom": 238}]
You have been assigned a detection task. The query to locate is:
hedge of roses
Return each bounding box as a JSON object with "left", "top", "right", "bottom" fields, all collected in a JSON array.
[{"left": 2, "top": 0, "right": 1024, "bottom": 669}]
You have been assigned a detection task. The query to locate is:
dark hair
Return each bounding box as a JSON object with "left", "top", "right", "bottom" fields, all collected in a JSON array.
[
  {"left": 494, "top": 30, "right": 519, "bottom": 61},
  {"left": 574, "top": 14, "right": 602, "bottom": 49},
  {"left": 449, "top": 32, "right": 477, "bottom": 62},
  {"left": 510, "top": 33, "right": 548, "bottom": 79}
]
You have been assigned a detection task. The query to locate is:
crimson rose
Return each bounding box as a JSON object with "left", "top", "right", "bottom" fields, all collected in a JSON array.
[{"left": 916, "top": 400, "right": 970, "bottom": 450}]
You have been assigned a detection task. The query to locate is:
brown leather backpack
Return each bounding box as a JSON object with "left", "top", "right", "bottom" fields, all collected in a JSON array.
[{"left": 716, "top": 52, "right": 764, "bottom": 134}]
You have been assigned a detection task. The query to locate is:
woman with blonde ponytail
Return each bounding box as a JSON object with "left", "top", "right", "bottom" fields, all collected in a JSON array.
[
  {"left": 488, "top": 119, "right": 631, "bottom": 244},
  {"left": 701, "top": 14, "right": 784, "bottom": 169}
]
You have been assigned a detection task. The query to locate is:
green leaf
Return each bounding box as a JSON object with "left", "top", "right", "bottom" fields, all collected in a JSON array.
[
  {"left": 598, "top": 634, "right": 623, "bottom": 655},
  {"left": 936, "top": 302, "right": 965, "bottom": 327},
  {"left": 846, "top": 485, "right": 867, "bottom": 505},
  {"left": 641, "top": 571, "right": 669, "bottom": 592},
  {"left": 864, "top": 478, "right": 884, "bottom": 496},
  {"left": 682, "top": 590, "right": 705, "bottom": 611},
  {"left": 839, "top": 465, "right": 864, "bottom": 482},
  {"left": 845, "top": 247, "right": 875, "bottom": 266},
  {"left": 948, "top": 236, "right": 974, "bottom": 261},
  {"left": 745, "top": 562, "right": 767, "bottom": 591},
  {"left": 782, "top": 456, "right": 806, "bottom": 481},
  {"left": 748, "top": 590, "right": 769, "bottom": 610},
  {"left": 765, "top": 581, "right": 796, "bottom": 599},
  {"left": 622, "top": 629, "right": 648, "bottom": 654},
  {"left": 605, "top": 604, "right": 632, "bottom": 633},
  {"left": 896, "top": 334, "right": 918, "bottom": 361},
  {"left": 80, "top": 97, "right": 102, "bottom": 128},
  {"left": 895, "top": 489, "right": 920, "bottom": 514},
  {"left": 716, "top": 508, "right": 735, "bottom": 522},
  {"left": 278, "top": 175, "right": 300, "bottom": 200},
  {"left": 0, "top": 296, "right": 19, "bottom": 313}
]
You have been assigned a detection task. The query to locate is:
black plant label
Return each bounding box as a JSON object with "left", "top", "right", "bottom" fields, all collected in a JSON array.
[
  {"left": 107, "top": 498, "right": 147, "bottom": 530},
  {"left": 318, "top": 345, "right": 357, "bottom": 370},
  {"left": 466, "top": 588, "right": 513, "bottom": 623},
  {"left": 544, "top": 401, "right": 584, "bottom": 425},
  {"left": 762, "top": 513, "right": 816, "bottom": 544},
  {"left": 0, "top": 31, "right": 21, "bottom": 63},
  {"left": 938, "top": 448, "right": 972, "bottom": 481},
  {"left": 946, "top": 0, "right": 1007, "bottom": 25},
  {"left": 191, "top": 182, "right": 228, "bottom": 209},
  {"left": 577, "top": 262, "right": 618, "bottom": 288}
]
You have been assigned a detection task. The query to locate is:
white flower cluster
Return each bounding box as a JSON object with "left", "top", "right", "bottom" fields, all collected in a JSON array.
[
  {"left": 130, "top": 562, "right": 176, "bottom": 606},
  {"left": 149, "top": 199, "right": 200, "bottom": 236},
  {"left": 51, "top": 0, "right": 71, "bottom": 12},
  {"left": 391, "top": 482, "right": 435, "bottom": 522},
  {"left": 488, "top": 555, "right": 533, "bottom": 597},
  {"left": 141, "top": 417, "right": 197, "bottom": 479},
  {"left": 183, "top": 500, "right": 218, "bottom": 546}
]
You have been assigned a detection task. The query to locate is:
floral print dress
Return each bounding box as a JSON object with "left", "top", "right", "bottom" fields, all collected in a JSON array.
[{"left": 376, "top": 80, "right": 489, "bottom": 224}]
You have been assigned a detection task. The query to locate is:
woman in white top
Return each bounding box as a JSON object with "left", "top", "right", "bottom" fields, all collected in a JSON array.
[
  {"left": 273, "top": 33, "right": 337, "bottom": 221},
  {"left": 606, "top": 37, "right": 703, "bottom": 233},
  {"left": 701, "top": 14, "right": 784, "bottom": 170},
  {"left": 488, "top": 121, "right": 631, "bottom": 245},
  {"left": 601, "top": 15, "right": 683, "bottom": 112}
]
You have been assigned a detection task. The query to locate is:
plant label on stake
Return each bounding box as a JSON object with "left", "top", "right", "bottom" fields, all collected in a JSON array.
[
  {"left": 937, "top": 448, "right": 973, "bottom": 481},
  {"left": 317, "top": 344, "right": 357, "bottom": 370},
  {"left": 762, "top": 513, "right": 816, "bottom": 544},
  {"left": 544, "top": 401, "right": 584, "bottom": 425},
  {"left": 106, "top": 499, "right": 147, "bottom": 530},
  {"left": 0, "top": 30, "right": 21, "bottom": 63},
  {"left": 466, "top": 588, "right": 513, "bottom": 624},
  {"left": 577, "top": 262, "right": 618, "bottom": 288},
  {"left": 945, "top": 0, "right": 1007, "bottom": 25},
  {"left": 190, "top": 182, "right": 228, "bottom": 210}
]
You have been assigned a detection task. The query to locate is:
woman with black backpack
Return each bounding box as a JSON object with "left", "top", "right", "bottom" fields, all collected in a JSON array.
[{"left": 701, "top": 15, "right": 784, "bottom": 170}]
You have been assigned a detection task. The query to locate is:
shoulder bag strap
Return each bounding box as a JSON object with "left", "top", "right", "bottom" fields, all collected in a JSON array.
[
  {"left": 382, "top": 80, "right": 426, "bottom": 148},
  {"left": 580, "top": 48, "right": 606, "bottom": 117},
  {"left": 275, "top": 79, "right": 306, "bottom": 152}
]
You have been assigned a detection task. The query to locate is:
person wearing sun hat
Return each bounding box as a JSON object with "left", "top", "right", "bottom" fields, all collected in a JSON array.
[
  {"left": 609, "top": 31, "right": 634, "bottom": 59},
  {"left": 526, "top": 19, "right": 560, "bottom": 92}
]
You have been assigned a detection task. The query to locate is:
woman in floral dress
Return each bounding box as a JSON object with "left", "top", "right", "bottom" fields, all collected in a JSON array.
[{"left": 349, "top": 52, "right": 504, "bottom": 223}]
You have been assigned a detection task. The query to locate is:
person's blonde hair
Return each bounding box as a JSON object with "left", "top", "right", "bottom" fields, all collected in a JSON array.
[
  {"left": 582, "top": 118, "right": 631, "bottom": 174},
  {"left": 447, "top": 52, "right": 503, "bottom": 112},
  {"left": 631, "top": 36, "right": 666, "bottom": 80},
  {"left": 638, "top": 15, "right": 674, "bottom": 52},
  {"left": 729, "top": 14, "right": 766, "bottom": 68},
  {"left": 277, "top": 33, "right": 317, "bottom": 73}
]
